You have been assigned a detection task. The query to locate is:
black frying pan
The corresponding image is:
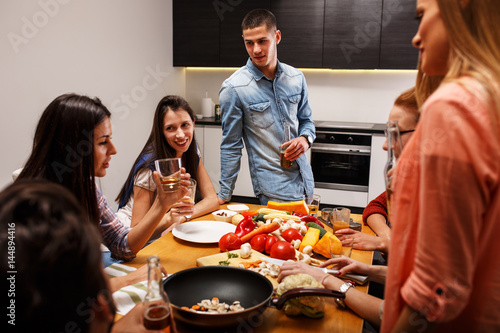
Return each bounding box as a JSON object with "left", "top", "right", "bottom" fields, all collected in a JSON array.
[{"left": 163, "top": 266, "right": 345, "bottom": 329}]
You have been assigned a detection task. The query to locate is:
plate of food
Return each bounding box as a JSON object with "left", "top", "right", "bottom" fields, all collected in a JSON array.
[{"left": 172, "top": 221, "right": 236, "bottom": 243}]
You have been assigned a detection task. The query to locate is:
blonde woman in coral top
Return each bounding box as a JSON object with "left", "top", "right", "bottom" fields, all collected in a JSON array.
[{"left": 279, "top": 1, "right": 500, "bottom": 331}]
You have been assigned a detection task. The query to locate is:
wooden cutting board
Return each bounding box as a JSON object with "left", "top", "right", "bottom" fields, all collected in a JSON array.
[{"left": 196, "top": 249, "right": 279, "bottom": 288}]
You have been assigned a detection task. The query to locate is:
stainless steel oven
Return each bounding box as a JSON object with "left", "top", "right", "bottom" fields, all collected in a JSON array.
[{"left": 311, "top": 131, "right": 372, "bottom": 193}]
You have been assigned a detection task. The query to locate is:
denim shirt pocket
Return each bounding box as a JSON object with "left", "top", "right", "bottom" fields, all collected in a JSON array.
[
  {"left": 249, "top": 100, "right": 273, "bottom": 129},
  {"left": 287, "top": 94, "right": 301, "bottom": 120}
]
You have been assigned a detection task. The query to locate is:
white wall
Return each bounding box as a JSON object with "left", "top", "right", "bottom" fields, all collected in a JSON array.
[
  {"left": 185, "top": 68, "right": 416, "bottom": 123},
  {"left": 0, "top": 0, "right": 183, "bottom": 209},
  {"left": 0, "top": 0, "right": 417, "bottom": 208}
]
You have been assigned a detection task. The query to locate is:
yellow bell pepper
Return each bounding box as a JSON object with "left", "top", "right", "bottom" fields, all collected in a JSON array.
[{"left": 299, "top": 227, "right": 320, "bottom": 252}]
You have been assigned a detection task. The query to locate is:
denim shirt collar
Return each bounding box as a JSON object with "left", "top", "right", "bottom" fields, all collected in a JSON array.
[{"left": 245, "top": 58, "right": 284, "bottom": 82}]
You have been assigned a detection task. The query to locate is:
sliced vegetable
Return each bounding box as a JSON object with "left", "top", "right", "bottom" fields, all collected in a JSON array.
[
  {"left": 234, "top": 217, "right": 256, "bottom": 238},
  {"left": 219, "top": 232, "right": 242, "bottom": 252},
  {"left": 267, "top": 200, "right": 309, "bottom": 215},
  {"left": 299, "top": 227, "right": 320, "bottom": 252},
  {"left": 313, "top": 232, "right": 342, "bottom": 258},
  {"left": 306, "top": 222, "right": 327, "bottom": 238},
  {"left": 270, "top": 241, "right": 296, "bottom": 260},
  {"left": 240, "top": 221, "right": 280, "bottom": 243}
]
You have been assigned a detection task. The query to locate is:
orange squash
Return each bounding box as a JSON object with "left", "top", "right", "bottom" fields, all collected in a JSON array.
[
  {"left": 267, "top": 200, "right": 309, "bottom": 215},
  {"left": 313, "top": 232, "right": 342, "bottom": 258}
]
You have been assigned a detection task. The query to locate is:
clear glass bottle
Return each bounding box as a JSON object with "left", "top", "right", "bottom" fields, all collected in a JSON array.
[
  {"left": 143, "top": 255, "right": 171, "bottom": 331},
  {"left": 280, "top": 123, "right": 293, "bottom": 168},
  {"left": 384, "top": 120, "right": 403, "bottom": 220}
]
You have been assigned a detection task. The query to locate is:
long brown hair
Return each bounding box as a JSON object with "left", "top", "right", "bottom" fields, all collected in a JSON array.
[
  {"left": 116, "top": 95, "right": 199, "bottom": 206},
  {"left": 0, "top": 180, "right": 107, "bottom": 332},
  {"left": 17, "top": 94, "right": 111, "bottom": 223}
]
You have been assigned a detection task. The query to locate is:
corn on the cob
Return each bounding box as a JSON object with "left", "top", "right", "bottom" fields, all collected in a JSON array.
[
  {"left": 262, "top": 213, "right": 301, "bottom": 222},
  {"left": 258, "top": 207, "right": 288, "bottom": 215}
]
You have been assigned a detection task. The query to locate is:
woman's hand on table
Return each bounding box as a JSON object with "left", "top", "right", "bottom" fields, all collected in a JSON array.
[
  {"left": 335, "top": 228, "right": 387, "bottom": 252},
  {"left": 321, "top": 257, "right": 387, "bottom": 284}
]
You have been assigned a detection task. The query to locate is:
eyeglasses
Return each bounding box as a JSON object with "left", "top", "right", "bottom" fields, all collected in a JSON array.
[{"left": 384, "top": 129, "right": 415, "bottom": 136}]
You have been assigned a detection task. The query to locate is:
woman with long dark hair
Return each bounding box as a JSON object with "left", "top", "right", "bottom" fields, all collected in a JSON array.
[
  {"left": 17, "top": 93, "right": 191, "bottom": 263},
  {"left": 116, "top": 95, "right": 219, "bottom": 235}
]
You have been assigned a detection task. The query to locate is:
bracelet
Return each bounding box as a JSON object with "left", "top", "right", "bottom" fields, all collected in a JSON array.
[{"left": 321, "top": 274, "right": 331, "bottom": 286}]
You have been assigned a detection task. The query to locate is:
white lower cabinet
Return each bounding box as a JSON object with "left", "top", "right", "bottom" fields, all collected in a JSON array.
[{"left": 197, "top": 125, "right": 254, "bottom": 198}]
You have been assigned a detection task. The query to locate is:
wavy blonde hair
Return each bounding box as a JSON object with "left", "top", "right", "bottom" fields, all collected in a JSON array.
[{"left": 436, "top": 0, "right": 500, "bottom": 117}]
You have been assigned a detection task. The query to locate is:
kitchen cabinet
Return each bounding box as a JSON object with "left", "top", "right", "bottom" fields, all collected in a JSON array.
[
  {"left": 172, "top": 1, "right": 219, "bottom": 66},
  {"left": 379, "top": 0, "right": 420, "bottom": 69},
  {"left": 271, "top": 0, "right": 324, "bottom": 68},
  {"left": 323, "top": 0, "right": 382, "bottom": 69},
  {"left": 173, "top": 0, "right": 418, "bottom": 69}
]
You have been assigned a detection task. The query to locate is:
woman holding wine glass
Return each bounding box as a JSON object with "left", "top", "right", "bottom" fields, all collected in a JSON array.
[
  {"left": 16, "top": 93, "right": 191, "bottom": 265},
  {"left": 116, "top": 95, "right": 219, "bottom": 238}
]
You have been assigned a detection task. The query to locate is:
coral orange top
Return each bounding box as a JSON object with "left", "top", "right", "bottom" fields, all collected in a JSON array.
[{"left": 382, "top": 79, "right": 500, "bottom": 332}]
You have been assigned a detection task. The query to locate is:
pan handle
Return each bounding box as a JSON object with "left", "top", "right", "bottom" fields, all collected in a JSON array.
[{"left": 271, "top": 287, "right": 345, "bottom": 309}]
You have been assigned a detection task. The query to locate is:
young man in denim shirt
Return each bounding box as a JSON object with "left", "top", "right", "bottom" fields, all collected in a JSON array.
[{"left": 218, "top": 9, "right": 315, "bottom": 206}]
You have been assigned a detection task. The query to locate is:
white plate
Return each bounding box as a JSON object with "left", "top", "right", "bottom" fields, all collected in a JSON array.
[{"left": 172, "top": 221, "right": 236, "bottom": 244}]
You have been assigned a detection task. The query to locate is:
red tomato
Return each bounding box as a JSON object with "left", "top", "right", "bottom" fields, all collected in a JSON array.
[
  {"left": 250, "top": 234, "right": 267, "bottom": 253},
  {"left": 281, "top": 228, "right": 303, "bottom": 242},
  {"left": 265, "top": 235, "right": 279, "bottom": 254},
  {"left": 270, "top": 241, "right": 296, "bottom": 260},
  {"left": 218, "top": 232, "right": 242, "bottom": 252}
]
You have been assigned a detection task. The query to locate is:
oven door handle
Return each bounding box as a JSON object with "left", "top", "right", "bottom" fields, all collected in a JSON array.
[{"left": 311, "top": 146, "right": 371, "bottom": 155}]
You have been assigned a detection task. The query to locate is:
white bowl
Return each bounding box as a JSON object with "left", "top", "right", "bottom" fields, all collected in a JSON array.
[
  {"left": 226, "top": 204, "right": 249, "bottom": 214},
  {"left": 195, "top": 114, "right": 204, "bottom": 120},
  {"left": 212, "top": 210, "right": 237, "bottom": 223}
]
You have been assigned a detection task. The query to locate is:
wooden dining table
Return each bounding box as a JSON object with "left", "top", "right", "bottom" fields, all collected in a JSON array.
[{"left": 123, "top": 203, "right": 375, "bottom": 333}]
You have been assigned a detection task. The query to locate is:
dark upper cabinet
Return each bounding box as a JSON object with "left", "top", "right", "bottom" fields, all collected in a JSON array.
[
  {"left": 172, "top": 1, "right": 220, "bottom": 67},
  {"left": 379, "top": 0, "right": 419, "bottom": 69},
  {"left": 219, "top": 0, "right": 270, "bottom": 67},
  {"left": 323, "top": 0, "right": 382, "bottom": 69},
  {"left": 172, "top": 0, "right": 419, "bottom": 69},
  {"left": 271, "top": 0, "right": 324, "bottom": 68}
]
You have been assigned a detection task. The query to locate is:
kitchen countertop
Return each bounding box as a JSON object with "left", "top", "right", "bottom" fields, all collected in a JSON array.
[{"left": 195, "top": 118, "right": 385, "bottom": 134}]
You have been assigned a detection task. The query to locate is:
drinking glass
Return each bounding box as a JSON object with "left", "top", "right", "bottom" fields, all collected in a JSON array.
[
  {"left": 280, "top": 123, "right": 293, "bottom": 168},
  {"left": 304, "top": 194, "right": 321, "bottom": 217},
  {"left": 182, "top": 179, "right": 197, "bottom": 220},
  {"left": 332, "top": 207, "right": 352, "bottom": 257},
  {"left": 155, "top": 158, "right": 181, "bottom": 192},
  {"left": 384, "top": 121, "right": 403, "bottom": 219}
]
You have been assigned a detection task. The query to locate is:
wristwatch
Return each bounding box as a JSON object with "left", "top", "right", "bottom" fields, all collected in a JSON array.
[
  {"left": 334, "top": 281, "right": 355, "bottom": 309},
  {"left": 300, "top": 134, "right": 313, "bottom": 148}
]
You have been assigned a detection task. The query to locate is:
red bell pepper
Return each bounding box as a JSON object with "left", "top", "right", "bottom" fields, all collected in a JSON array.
[
  {"left": 234, "top": 216, "right": 256, "bottom": 238},
  {"left": 300, "top": 215, "right": 325, "bottom": 228}
]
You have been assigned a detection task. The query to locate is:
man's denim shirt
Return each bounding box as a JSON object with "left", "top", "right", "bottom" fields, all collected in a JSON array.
[{"left": 218, "top": 58, "right": 315, "bottom": 202}]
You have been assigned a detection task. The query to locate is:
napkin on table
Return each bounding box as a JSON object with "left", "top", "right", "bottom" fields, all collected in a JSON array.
[{"left": 104, "top": 263, "right": 148, "bottom": 315}]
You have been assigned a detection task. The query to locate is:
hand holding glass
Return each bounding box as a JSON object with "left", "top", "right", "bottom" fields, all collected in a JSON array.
[{"left": 155, "top": 158, "right": 181, "bottom": 192}]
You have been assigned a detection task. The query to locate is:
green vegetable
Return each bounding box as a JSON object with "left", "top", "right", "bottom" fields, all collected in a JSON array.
[
  {"left": 219, "top": 251, "right": 238, "bottom": 266},
  {"left": 252, "top": 213, "right": 266, "bottom": 222},
  {"left": 276, "top": 273, "right": 325, "bottom": 318},
  {"left": 306, "top": 222, "right": 327, "bottom": 238}
]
